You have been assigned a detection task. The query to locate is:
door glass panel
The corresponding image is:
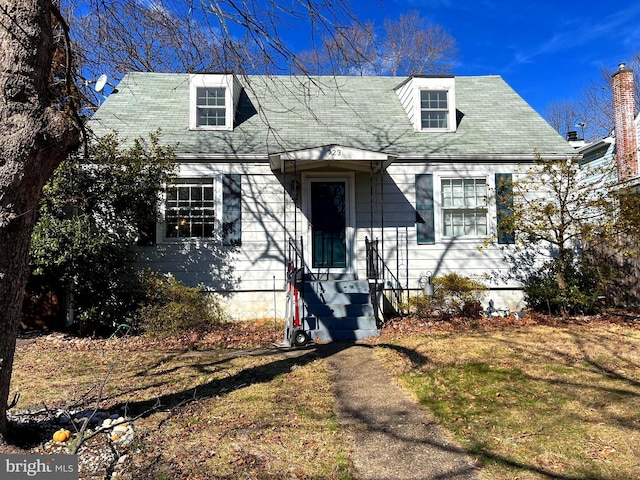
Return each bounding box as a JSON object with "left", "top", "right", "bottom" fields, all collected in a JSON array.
[{"left": 311, "top": 181, "right": 346, "bottom": 268}]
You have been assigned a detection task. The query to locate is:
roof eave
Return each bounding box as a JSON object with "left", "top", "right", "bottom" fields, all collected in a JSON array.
[
  {"left": 396, "top": 152, "right": 576, "bottom": 162},
  {"left": 176, "top": 152, "right": 576, "bottom": 163}
]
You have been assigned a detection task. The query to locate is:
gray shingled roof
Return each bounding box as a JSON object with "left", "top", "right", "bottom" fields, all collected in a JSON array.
[{"left": 89, "top": 73, "right": 574, "bottom": 158}]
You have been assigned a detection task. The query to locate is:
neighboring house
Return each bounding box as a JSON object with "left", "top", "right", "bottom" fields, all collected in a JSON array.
[
  {"left": 577, "top": 63, "right": 640, "bottom": 190},
  {"left": 89, "top": 72, "right": 574, "bottom": 341},
  {"left": 576, "top": 63, "right": 640, "bottom": 307}
]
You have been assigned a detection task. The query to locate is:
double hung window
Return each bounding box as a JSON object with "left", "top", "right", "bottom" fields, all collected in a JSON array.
[
  {"left": 420, "top": 90, "right": 448, "bottom": 130},
  {"left": 415, "top": 173, "right": 514, "bottom": 244},
  {"left": 164, "top": 175, "right": 241, "bottom": 244},
  {"left": 441, "top": 178, "right": 487, "bottom": 237},
  {"left": 165, "top": 179, "right": 216, "bottom": 238},
  {"left": 196, "top": 87, "right": 226, "bottom": 128}
]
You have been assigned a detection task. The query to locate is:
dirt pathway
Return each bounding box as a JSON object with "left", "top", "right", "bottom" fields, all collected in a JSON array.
[{"left": 320, "top": 343, "right": 480, "bottom": 480}]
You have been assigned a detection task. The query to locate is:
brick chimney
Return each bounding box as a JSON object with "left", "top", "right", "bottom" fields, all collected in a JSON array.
[{"left": 612, "top": 62, "right": 638, "bottom": 182}]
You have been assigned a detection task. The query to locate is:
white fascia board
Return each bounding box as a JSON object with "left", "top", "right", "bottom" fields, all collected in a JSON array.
[
  {"left": 176, "top": 153, "right": 269, "bottom": 161},
  {"left": 577, "top": 137, "right": 614, "bottom": 156},
  {"left": 276, "top": 145, "right": 390, "bottom": 161},
  {"left": 397, "top": 152, "right": 576, "bottom": 162}
]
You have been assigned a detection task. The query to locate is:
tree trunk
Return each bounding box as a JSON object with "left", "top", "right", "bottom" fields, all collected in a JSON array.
[
  {"left": 555, "top": 243, "right": 569, "bottom": 318},
  {"left": 0, "top": 0, "right": 79, "bottom": 439}
]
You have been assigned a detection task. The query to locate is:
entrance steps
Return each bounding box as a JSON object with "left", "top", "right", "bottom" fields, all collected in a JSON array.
[{"left": 302, "top": 273, "right": 379, "bottom": 342}]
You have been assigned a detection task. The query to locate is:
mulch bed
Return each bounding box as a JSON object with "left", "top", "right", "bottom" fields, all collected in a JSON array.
[
  {"left": 376, "top": 310, "right": 640, "bottom": 340},
  {"left": 16, "top": 310, "right": 640, "bottom": 352},
  {"left": 18, "top": 320, "right": 283, "bottom": 353}
]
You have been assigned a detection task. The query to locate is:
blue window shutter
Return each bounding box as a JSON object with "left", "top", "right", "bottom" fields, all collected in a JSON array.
[
  {"left": 495, "top": 173, "right": 515, "bottom": 244},
  {"left": 415, "top": 174, "right": 435, "bottom": 244},
  {"left": 222, "top": 174, "right": 241, "bottom": 245}
]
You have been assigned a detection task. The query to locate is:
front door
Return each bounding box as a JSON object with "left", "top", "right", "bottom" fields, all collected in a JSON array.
[{"left": 305, "top": 175, "right": 354, "bottom": 272}]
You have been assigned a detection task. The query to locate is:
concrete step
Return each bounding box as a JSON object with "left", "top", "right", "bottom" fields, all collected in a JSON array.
[
  {"left": 304, "top": 280, "right": 371, "bottom": 295},
  {"left": 304, "top": 272, "right": 357, "bottom": 281},
  {"left": 309, "top": 328, "right": 380, "bottom": 342},
  {"left": 304, "top": 291, "right": 371, "bottom": 306},
  {"left": 306, "top": 303, "right": 375, "bottom": 318},
  {"left": 304, "top": 315, "right": 378, "bottom": 331},
  {"left": 298, "top": 276, "right": 379, "bottom": 343}
]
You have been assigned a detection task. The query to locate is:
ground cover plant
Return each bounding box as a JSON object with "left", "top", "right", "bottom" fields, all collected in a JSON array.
[{"left": 376, "top": 315, "right": 640, "bottom": 480}]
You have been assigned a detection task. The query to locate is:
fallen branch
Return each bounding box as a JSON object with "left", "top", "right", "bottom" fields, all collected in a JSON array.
[{"left": 7, "top": 393, "right": 20, "bottom": 409}]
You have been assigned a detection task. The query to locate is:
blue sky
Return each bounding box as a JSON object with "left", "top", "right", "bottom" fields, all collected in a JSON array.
[{"left": 345, "top": 0, "right": 640, "bottom": 116}]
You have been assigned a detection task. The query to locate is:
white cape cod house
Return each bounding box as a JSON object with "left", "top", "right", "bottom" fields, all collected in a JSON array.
[{"left": 89, "top": 73, "right": 574, "bottom": 341}]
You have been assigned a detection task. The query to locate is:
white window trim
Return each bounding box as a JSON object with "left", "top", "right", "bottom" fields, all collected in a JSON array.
[
  {"left": 394, "top": 75, "right": 457, "bottom": 133},
  {"left": 409, "top": 76, "right": 456, "bottom": 133},
  {"left": 420, "top": 90, "right": 449, "bottom": 130},
  {"left": 158, "top": 174, "right": 223, "bottom": 243},
  {"left": 433, "top": 173, "right": 496, "bottom": 242},
  {"left": 189, "top": 74, "right": 235, "bottom": 131},
  {"left": 416, "top": 87, "right": 456, "bottom": 132}
]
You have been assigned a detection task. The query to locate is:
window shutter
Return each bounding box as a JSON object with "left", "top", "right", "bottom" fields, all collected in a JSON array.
[
  {"left": 495, "top": 173, "right": 515, "bottom": 244},
  {"left": 222, "top": 174, "right": 241, "bottom": 245},
  {"left": 415, "top": 174, "right": 435, "bottom": 244}
]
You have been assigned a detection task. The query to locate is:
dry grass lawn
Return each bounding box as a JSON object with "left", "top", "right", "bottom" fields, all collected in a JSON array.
[
  {"left": 375, "top": 317, "right": 640, "bottom": 479},
  {"left": 8, "top": 330, "right": 353, "bottom": 479},
  {"left": 6, "top": 316, "right": 640, "bottom": 479}
]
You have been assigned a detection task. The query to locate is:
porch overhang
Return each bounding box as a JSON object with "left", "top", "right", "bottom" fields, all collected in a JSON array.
[{"left": 269, "top": 145, "right": 397, "bottom": 174}]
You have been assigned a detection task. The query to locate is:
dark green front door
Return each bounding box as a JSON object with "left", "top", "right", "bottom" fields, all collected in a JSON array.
[{"left": 311, "top": 181, "right": 347, "bottom": 268}]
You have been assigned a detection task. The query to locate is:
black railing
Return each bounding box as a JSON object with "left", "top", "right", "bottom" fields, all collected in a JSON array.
[{"left": 365, "top": 236, "right": 404, "bottom": 317}]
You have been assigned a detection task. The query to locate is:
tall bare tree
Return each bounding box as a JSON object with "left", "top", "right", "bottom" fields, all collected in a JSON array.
[
  {"left": 323, "top": 22, "right": 378, "bottom": 75},
  {"left": 65, "top": 0, "right": 365, "bottom": 110},
  {"left": 298, "top": 10, "right": 456, "bottom": 76},
  {"left": 66, "top": 0, "right": 247, "bottom": 78},
  {"left": 0, "top": 0, "right": 356, "bottom": 441},
  {"left": 0, "top": 0, "right": 81, "bottom": 439},
  {"left": 382, "top": 10, "right": 456, "bottom": 76},
  {"left": 545, "top": 99, "right": 582, "bottom": 140},
  {"left": 544, "top": 55, "right": 640, "bottom": 142},
  {"left": 574, "top": 61, "right": 640, "bottom": 141}
]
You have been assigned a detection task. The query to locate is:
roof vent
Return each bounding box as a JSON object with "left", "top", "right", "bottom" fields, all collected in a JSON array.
[{"left": 566, "top": 131, "right": 578, "bottom": 141}]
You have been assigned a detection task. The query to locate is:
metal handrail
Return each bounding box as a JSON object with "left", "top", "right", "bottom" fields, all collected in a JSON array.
[{"left": 365, "top": 236, "right": 404, "bottom": 315}]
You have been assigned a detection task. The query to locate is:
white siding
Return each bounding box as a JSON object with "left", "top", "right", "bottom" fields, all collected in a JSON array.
[
  {"left": 354, "top": 162, "right": 528, "bottom": 310},
  {"left": 394, "top": 80, "right": 415, "bottom": 127},
  {"left": 139, "top": 159, "right": 534, "bottom": 318}
]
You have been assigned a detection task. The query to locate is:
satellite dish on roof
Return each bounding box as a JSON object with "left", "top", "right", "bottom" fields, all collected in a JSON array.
[{"left": 95, "top": 74, "right": 108, "bottom": 93}]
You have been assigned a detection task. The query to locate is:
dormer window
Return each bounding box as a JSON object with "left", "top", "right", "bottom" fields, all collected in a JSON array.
[
  {"left": 189, "top": 74, "right": 241, "bottom": 131},
  {"left": 196, "top": 87, "right": 226, "bottom": 127},
  {"left": 395, "top": 75, "right": 457, "bottom": 133},
  {"left": 420, "top": 90, "right": 448, "bottom": 129}
]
